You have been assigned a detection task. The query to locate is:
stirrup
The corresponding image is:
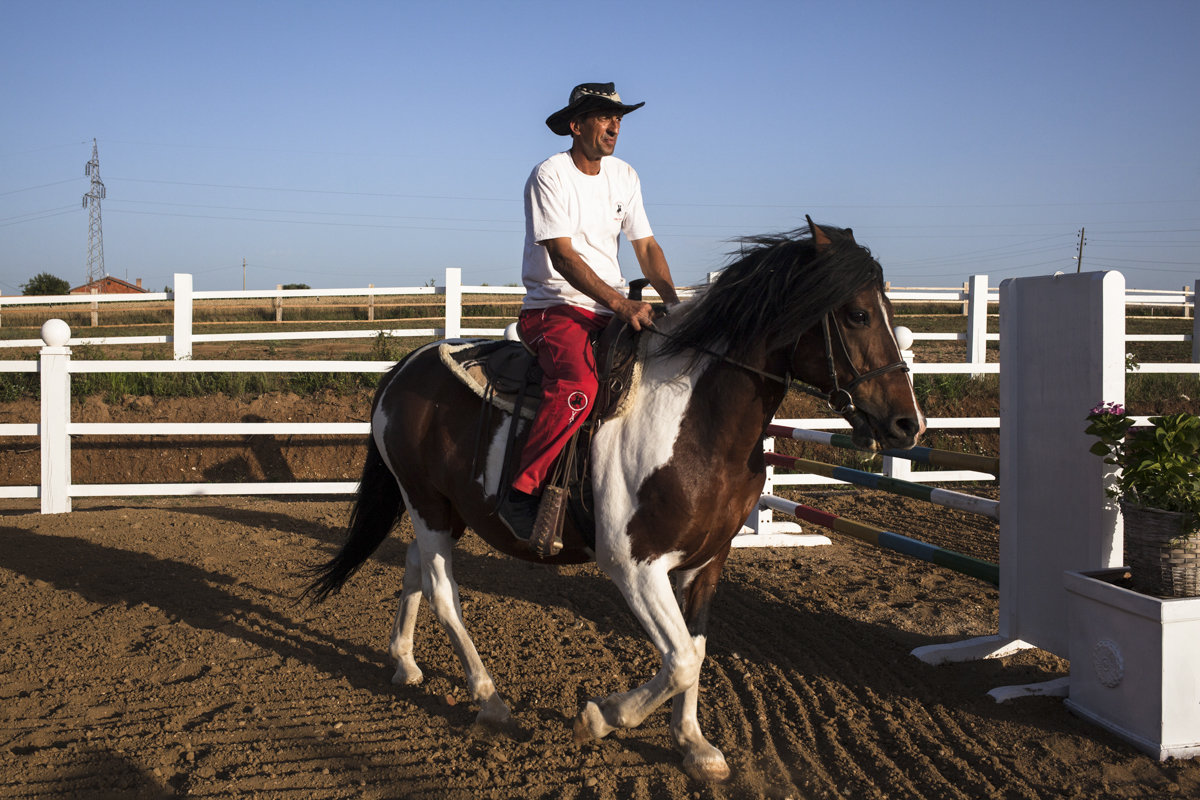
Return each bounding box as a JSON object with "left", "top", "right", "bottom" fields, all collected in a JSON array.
[{"left": 530, "top": 487, "right": 567, "bottom": 557}]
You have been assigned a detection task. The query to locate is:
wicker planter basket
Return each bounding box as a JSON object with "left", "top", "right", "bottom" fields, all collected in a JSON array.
[{"left": 1122, "top": 502, "right": 1200, "bottom": 597}]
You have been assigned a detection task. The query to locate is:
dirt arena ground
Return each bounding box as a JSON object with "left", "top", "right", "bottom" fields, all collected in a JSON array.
[
  {"left": 3, "top": 490, "right": 1198, "bottom": 800},
  {"left": 1, "top": 391, "right": 1198, "bottom": 798}
]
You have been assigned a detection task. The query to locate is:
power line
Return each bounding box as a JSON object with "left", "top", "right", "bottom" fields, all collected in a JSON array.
[
  {"left": 0, "top": 179, "right": 79, "bottom": 197},
  {"left": 0, "top": 205, "right": 78, "bottom": 225},
  {"left": 108, "top": 176, "right": 514, "bottom": 204},
  {"left": 108, "top": 198, "right": 519, "bottom": 226},
  {"left": 107, "top": 207, "right": 517, "bottom": 234}
]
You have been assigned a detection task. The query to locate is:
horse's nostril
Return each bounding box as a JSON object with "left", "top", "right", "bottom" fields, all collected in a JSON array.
[{"left": 893, "top": 415, "right": 922, "bottom": 441}]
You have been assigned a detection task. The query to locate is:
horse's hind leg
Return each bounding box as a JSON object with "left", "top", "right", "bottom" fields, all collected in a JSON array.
[
  {"left": 387, "top": 539, "right": 425, "bottom": 685},
  {"left": 405, "top": 499, "right": 512, "bottom": 727}
]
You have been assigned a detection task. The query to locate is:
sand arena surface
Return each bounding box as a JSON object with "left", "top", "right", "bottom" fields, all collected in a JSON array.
[{"left": 2, "top": 491, "right": 1198, "bottom": 800}]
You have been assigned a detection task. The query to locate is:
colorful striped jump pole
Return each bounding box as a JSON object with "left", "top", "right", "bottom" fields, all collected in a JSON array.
[
  {"left": 764, "top": 452, "right": 1000, "bottom": 520},
  {"left": 765, "top": 424, "right": 1000, "bottom": 477},
  {"left": 758, "top": 495, "right": 1000, "bottom": 586}
]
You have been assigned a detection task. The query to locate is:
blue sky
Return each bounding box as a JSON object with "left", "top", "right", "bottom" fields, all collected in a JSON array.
[{"left": 2, "top": 0, "right": 1197, "bottom": 294}]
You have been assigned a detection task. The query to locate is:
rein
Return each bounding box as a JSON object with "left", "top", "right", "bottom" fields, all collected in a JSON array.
[{"left": 646, "top": 312, "right": 909, "bottom": 418}]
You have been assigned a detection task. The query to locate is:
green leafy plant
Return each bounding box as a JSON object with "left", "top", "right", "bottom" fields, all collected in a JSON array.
[{"left": 1086, "top": 401, "right": 1200, "bottom": 520}]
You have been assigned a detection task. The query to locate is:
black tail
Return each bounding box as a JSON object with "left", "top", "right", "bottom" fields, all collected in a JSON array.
[{"left": 302, "top": 432, "right": 404, "bottom": 604}]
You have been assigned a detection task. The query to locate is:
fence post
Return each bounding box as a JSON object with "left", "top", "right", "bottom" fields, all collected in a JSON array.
[
  {"left": 1192, "top": 280, "right": 1199, "bottom": 363},
  {"left": 40, "top": 319, "right": 72, "bottom": 514},
  {"left": 961, "top": 280, "right": 970, "bottom": 316},
  {"left": 275, "top": 285, "right": 284, "bottom": 323},
  {"left": 444, "top": 268, "right": 462, "bottom": 339},
  {"left": 885, "top": 325, "right": 916, "bottom": 479},
  {"left": 966, "top": 274, "right": 989, "bottom": 376},
  {"left": 172, "top": 273, "right": 193, "bottom": 360},
  {"left": 90, "top": 287, "right": 99, "bottom": 326},
  {"left": 368, "top": 284, "right": 375, "bottom": 322}
]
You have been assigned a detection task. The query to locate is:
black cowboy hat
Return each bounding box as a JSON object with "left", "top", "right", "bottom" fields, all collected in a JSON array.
[{"left": 545, "top": 82, "right": 645, "bottom": 136}]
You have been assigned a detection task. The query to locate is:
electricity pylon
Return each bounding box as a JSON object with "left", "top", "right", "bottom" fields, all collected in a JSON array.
[{"left": 83, "top": 138, "right": 106, "bottom": 284}]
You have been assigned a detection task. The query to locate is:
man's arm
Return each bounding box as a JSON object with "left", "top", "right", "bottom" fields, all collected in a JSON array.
[
  {"left": 630, "top": 236, "right": 679, "bottom": 306},
  {"left": 541, "top": 238, "right": 657, "bottom": 330}
]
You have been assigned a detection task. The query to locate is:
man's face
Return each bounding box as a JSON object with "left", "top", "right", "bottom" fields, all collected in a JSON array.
[{"left": 571, "top": 111, "right": 623, "bottom": 159}]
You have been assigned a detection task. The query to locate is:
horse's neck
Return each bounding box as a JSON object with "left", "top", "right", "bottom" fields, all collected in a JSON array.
[{"left": 642, "top": 326, "right": 788, "bottom": 433}]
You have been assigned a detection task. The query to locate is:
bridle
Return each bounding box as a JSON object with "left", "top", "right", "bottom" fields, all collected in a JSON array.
[
  {"left": 647, "top": 309, "right": 909, "bottom": 421},
  {"left": 813, "top": 313, "right": 911, "bottom": 416}
]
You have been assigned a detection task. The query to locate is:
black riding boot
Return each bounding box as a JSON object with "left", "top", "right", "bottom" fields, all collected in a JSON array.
[{"left": 496, "top": 487, "right": 540, "bottom": 544}]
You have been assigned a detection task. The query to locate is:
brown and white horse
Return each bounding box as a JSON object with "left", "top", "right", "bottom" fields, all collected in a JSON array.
[{"left": 305, "top": 221, "right": 924, "bottom": 781}]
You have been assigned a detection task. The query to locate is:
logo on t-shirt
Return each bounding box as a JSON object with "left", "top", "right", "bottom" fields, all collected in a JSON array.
[{"left": 614, "top": 202, "right": 624, "bottom": 221}]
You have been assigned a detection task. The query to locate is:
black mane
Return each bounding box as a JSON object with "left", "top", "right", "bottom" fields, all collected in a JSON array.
[{"left": 660, "top": 225, "right": 883, "bottom": 362}]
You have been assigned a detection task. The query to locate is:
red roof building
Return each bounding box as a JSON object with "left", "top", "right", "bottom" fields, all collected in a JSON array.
[{"left": 70, "top": 276, "right": 146, "bottom": 294}]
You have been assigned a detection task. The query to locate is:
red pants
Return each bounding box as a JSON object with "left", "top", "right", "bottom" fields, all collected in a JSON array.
[{"left": 512, "top": 305, "right": 609, "bottom": 495}]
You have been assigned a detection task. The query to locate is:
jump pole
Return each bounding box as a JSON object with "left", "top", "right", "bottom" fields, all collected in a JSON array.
[
  {"left": 759, "top": 494, "right": 999, "bottom": 585},
  {"left": 734, "top": 436, "right": 832, "bottom": 548},
  {"left": 763, "top": 451, "right": 1000, "bottom": 520},
  {"left": 765, "top": 424, "right": 1000, "bottom": 477}
]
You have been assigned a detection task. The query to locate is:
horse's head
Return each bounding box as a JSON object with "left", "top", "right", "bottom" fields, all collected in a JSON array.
[
  {"left": 656, "top": 219, "right": 925, "bottom": 450},
  {"left": 789, "top": 221, "right": 925, "bottom": 451}
]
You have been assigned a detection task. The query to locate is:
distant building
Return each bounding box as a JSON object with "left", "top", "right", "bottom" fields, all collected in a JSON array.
[{"left": 70, "top": 276, "right": 146, "bottom": 294}]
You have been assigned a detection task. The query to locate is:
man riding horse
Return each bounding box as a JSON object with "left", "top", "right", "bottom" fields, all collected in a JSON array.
[{"left": 497, "top": 82, "right": 681, "bottom": 546}]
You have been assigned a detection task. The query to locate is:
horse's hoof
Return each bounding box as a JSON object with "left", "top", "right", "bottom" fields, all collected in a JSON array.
[
  {"left": 476, "top": 694, "right": 512, "bottom": 727},
  {"left": 683, "top": 749, "right": 731, "bottom": 783},
  {"left": 390, "top": 661, "right": 424, "bottom": 686},
  {"left": 572, "top": 700, "right": 610, "bottom": 743}
]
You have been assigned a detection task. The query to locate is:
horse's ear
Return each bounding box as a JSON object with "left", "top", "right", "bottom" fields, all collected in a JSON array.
[
  {"left": 806, "top": 215, "right": 833, "bottom": 250},
  {"left": 844, "top": 227, "right": 855, "bottom": 242}
]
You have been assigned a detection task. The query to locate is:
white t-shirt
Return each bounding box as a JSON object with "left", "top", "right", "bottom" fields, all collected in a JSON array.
[{"left": 521, "top": 151, "right": 654, "bottom": 314}]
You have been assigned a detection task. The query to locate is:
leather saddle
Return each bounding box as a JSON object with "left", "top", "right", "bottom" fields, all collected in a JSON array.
[{"left": 440, "top": 279, "right": 652, "bottom": 426}]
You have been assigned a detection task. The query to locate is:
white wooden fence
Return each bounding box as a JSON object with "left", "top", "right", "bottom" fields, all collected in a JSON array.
[
  {"left": 2, "top": 271, "right": 1198, "bottom": 513},
  {"left": 3, "top": 272, "right": 1197, "bottom": 364}
]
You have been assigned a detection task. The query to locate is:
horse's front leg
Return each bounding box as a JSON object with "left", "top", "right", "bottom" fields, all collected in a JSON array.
[
  {"left": 669, "top": 555, "right": 731, "bottom": 782},
  {"left": 574, "top": 557, "right": 729, "bottom": 782}
]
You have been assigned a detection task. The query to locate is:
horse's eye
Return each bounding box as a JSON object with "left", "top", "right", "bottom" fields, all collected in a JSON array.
[{"left": 848, "top": 309, "right": 870, "bottom": 327}]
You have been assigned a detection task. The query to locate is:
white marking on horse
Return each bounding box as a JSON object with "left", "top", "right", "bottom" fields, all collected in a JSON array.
[
  {"left": 876, "top": 294, "right": 925, "bottom": 427},
  {"left": 591, "top": 344, "right": 709, "bottom": 569},
  {"left": 478, "top": 416, "right": 520, "bottom": 499}
]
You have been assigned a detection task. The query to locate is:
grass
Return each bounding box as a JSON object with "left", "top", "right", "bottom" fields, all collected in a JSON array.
[{"left": 0, "top": 295, "right": 525, "bottom": 334}]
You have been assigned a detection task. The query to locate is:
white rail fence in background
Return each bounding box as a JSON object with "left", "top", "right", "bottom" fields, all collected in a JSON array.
[
  {"left": 2, "top": 271, "right": 1198, "bottom": 365},
  {"left": 1, "top": 271, "right": 1198, "bottom": 512}
]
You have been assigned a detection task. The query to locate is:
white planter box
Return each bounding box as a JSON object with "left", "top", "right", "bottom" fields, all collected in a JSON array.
[{"left": 1064, "top": 569, "right": 1200, "bottom": 760}]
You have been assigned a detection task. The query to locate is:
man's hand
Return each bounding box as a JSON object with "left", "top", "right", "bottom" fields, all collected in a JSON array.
[{"left": 611, "top": 296, "right": 657, "bottom": 331}]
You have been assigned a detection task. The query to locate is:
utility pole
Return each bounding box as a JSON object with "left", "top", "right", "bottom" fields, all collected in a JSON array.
[
  {"left": 82, "top": 139, "right": 107, "bottom": 284},
  {"left": 1073, "top": 227, "right": 1087, "bottom": 273}
]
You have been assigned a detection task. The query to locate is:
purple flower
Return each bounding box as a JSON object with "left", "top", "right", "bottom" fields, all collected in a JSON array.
[{"left": 1089, "top": 401, "right": 1125, "bottom": 416}]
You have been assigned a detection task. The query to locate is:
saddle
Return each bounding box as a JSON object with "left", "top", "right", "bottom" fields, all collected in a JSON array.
[{"left": 439, "top": 279, "right": 652, "bottom": 425}]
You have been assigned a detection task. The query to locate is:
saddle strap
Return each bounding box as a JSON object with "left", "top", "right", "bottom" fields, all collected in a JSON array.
[{"left": 493, "top": 365, "right": 536, "bottom": 511}]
